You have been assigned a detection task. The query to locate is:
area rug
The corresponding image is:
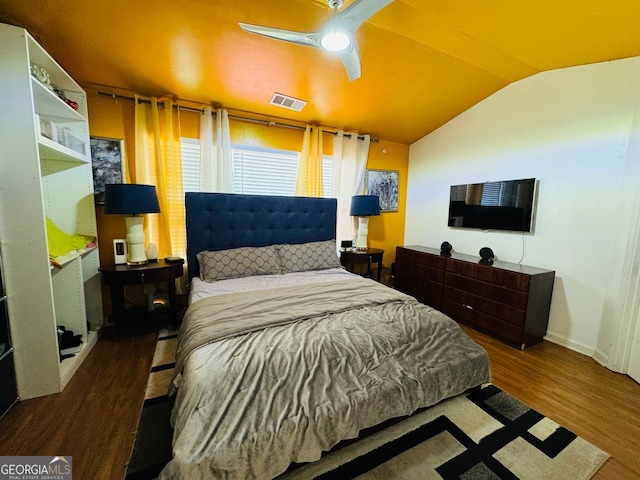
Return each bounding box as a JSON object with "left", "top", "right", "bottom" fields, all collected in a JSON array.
[
  {"left": 126, "top": 334, "right": 609, "bottom": 480},
  {"left": 125, "top": 328, "right": 177, "bottom": 480},
  {"left": 280, "top": 383, "right": 609, "bottom": 480}
]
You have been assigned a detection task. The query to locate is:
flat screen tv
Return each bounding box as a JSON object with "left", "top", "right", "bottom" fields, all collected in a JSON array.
[{"left": 448, "top": 178, "right": 536, "bottom": 232}]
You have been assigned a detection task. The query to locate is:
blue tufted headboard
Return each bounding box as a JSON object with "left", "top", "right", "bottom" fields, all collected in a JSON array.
[{"left": 185, "top": 192, "right": 337, "bottom": 280}]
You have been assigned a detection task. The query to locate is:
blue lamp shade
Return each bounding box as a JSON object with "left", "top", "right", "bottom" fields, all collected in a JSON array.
[
  {"left": 104, "top": 184, "right": 161, "bottom": 215},
  {"left": 350, "top": 195, "right": 380, "bottom": 217}
]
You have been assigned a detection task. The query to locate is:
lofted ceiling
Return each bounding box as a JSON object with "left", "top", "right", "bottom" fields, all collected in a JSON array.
[{"left": 1, "top": 0, "right": 640, "bottom": 145}]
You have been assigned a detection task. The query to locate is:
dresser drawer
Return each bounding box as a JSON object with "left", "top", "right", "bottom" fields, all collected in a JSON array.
[
  {"left": 447, "top": 259, "right": 530, "bottom": 291},
  {"left": 395, "top": 258, "right": 445, "bottom": 283},
  {"left": 442, "top": 298, "right": 524, "bottom": 344},
  {"left": 395, "top": 247, "right": 446, "bottom": 310},
  {"left": 395, "top": 273, "right": 443, "bottom": 309},
  {"left": 396, "top": 247, "right": 446, "bottom": 269},
  {"left": 444, "top": 272, "right": 528, "bottom": 310},
  {"left": 395, "top": 246, "right": 553, "bottom": 349},
  {"left": 442, "top": 287, "right": 526, "bottom": 326}
]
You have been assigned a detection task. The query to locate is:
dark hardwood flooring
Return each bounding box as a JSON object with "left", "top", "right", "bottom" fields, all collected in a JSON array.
[
  {"left": 0, "top": 324, "right": 638, "bottom": 479},
  {"left": 0, "top": 327, "right": 157, "bottom": 480}
]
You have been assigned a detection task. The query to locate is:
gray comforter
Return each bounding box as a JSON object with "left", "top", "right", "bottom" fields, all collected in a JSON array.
[{"left": 160, "top": 277, "right": 490, "bottom": 480}]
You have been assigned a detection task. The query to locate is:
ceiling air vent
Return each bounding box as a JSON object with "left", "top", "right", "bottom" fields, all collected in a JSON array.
[{"left": 269, "top": 93, "right": 307, "bottom": 112}]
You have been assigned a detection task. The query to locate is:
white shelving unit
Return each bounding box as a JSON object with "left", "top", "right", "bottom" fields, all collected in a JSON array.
[{"left": 0, "top": 23, "right": 103, "bottom": 399}]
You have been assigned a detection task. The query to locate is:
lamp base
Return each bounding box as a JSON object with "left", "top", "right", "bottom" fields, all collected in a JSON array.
[
  {"left": 355, "top": 216, "right": 370, "bottom": 250},
  {"left": 127, "top": 259, "right": 148, "bottom": 267},
  {"left": 125, "top": 216, "right": 149, "bottom": 266}
]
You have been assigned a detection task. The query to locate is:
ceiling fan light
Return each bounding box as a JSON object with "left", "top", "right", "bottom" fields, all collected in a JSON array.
[{"left": 320, "top": 30, "right": 350, "bottom": 51}]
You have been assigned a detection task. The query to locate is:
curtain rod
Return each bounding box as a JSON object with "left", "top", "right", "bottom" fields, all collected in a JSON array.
[{"left": 96, "top": 91, "right": 378, "bottom": 142}]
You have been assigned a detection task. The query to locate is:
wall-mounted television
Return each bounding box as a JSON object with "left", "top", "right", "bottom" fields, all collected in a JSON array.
[{"left": 448, "top": 178, "right": 536, "bottom": 232}]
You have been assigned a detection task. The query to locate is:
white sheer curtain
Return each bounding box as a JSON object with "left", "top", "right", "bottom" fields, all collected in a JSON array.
[
  {"left": 332, "top": 130, "right": 370, "bottom": 245},
  {"left": 199, "top": 106, "right": 233, "bottom": 192}
]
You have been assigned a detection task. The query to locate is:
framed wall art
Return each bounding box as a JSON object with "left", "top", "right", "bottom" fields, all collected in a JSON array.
[
  {"left": 90, "top": 137, "right": 125, "bottom": 204},
  {"left": 366, "top": 169, "right": 399, "bottom": 212}
]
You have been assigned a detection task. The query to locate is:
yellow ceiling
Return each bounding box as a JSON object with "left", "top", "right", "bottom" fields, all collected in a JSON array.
[{"left": 1, "top": 0, "right": 639, "bottom": 144}]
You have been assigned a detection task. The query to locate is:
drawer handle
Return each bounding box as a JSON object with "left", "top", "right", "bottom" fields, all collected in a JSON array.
[
  {"left": 141, "top": 273, "right": 145, "bottom": 283},
  {"left": 463, "top": 304, "right": 474, "bottom": 310}
]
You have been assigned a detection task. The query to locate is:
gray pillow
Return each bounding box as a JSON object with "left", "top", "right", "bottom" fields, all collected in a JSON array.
[
  {"left": 276, "top": 240, "right": 341, "bottom": 274},
  {"left": 197, "top": 246, "right": 282, "bottom": 282}
]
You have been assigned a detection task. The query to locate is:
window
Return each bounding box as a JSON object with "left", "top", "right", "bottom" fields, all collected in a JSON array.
[
  {"left": 233, "top": 146, "right": 299, "bottom": 196},
  {"left": 181, "top": 137, "right": 200, "bottom": 194},
  {"left": 180, "top": 140, "right": 333, "bottom": 197}
]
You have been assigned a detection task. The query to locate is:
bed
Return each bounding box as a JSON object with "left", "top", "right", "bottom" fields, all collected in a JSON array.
[{"left": 159, "top": 192, "right": 491, "bottom": 480}]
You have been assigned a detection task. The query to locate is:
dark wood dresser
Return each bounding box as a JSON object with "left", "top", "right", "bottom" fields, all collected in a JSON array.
[{"left": 395, "top": 246, "right": 555, "bottom": 349}]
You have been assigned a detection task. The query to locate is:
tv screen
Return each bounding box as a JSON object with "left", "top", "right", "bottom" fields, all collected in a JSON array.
[{"left": 448, "top": 178, "right": 536, "bottom": 232}]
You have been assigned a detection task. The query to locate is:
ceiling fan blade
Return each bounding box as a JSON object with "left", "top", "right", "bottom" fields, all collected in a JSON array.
[
  {"left": 337, "top": 41, "right": 362, "bottom": 81},
  {"left": 238, "top": 23, "right": 320, "bottom": 48},
  {"left": 337, "top": 0, "right": 394, "bottom": 31}
]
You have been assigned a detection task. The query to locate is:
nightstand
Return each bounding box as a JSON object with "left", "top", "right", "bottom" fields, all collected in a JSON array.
[
  {"left": 340, "top": 248, "right": 384, "bottom": 282},
  {"left": 100, "top": 259, "right": 184, "bottom": 334}
]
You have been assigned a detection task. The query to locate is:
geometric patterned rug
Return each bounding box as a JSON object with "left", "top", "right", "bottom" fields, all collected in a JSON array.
[
  {"left": 126, "top": 333, "right": 609, "bottom": 480},
  {"left": 280, "top": 384, "right": 610, "bottom": 480},
  {"left": 125, "top": 328, "right": 178, "bottom": 480}
]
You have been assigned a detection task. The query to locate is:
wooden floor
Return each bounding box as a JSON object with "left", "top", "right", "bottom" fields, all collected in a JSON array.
[
  {"left": 0, "top": 327, "right": 157, "bottom": 480},
  {"left": 463, "top": 326, "right": 640, "bottom": 480},
  {"left": 0, "top": 324, "right": 638, "bottom": 479}
]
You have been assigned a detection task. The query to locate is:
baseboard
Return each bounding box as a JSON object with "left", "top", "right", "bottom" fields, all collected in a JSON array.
[
  {"left": 543, "top": 331, "right": 595, "bottom": 357},
  {"left": 544, "top": 332, "right": 625, "bottom": 374},
  {"left": 591, "top": 348, "right": 609, "bottom": 367}
]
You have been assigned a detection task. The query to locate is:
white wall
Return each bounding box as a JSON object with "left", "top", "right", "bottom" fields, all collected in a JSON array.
[{"left": 406, "top": 56, "right": 640, "bottom": 358}]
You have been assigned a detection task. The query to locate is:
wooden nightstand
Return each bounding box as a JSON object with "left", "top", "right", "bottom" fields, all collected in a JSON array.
[
  {"left": 100, "top": 259, "right": 184, "bottom": 335},
  {"left": 340, "top": 248, "right": 384, "bottom": 282}
]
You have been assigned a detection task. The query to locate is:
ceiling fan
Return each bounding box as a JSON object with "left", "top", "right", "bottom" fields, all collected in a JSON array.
[{"left": 239, "top": 0, "right": 394, "bottom": 81}]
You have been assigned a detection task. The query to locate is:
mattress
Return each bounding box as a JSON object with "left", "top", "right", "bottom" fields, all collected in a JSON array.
[{"left": 160, "top": 271, "right": 491, "bottom": 479}]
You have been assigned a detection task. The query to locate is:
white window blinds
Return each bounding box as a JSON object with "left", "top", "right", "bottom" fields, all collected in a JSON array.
[
  {"left": 233, "top": 146, "right": 299, "bottom": 196},
  {"left": 181, "top": 137, "right": 200, "bottom": 193},
  {"left": 180, "top": 140, "right": 332, "bottom": 197}
]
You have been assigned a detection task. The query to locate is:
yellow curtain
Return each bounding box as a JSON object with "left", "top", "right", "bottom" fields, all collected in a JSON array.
[
  {"left": 133, "top": 96, "right": 185, "bottom": 259},
  {"left": 296, "top": 125, "right": 324, "bottom": 197}
]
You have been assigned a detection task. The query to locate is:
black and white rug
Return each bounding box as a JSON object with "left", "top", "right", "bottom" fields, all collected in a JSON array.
[
  {"left": 280, "top": 383, "right": 609, "bottom": 480},
  {"left": 126, "top": 334, "right": 609, "bottom": 480},
  {"left": 125, "top": 328, "right": 177, "bottom": 480}
]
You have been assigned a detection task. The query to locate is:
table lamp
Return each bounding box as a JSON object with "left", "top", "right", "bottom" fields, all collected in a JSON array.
[
  {"left": 104, "top": 184, "right": 161, "bottom": 266},
  {"left": 350, "top": 195, "right": 380, "bottom": 250}
]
